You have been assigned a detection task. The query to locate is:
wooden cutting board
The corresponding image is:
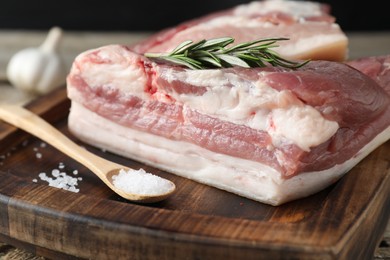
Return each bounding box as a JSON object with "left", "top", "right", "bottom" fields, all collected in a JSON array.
[{"left": 0, "top": 87, "right": 389, "bottom": 260}]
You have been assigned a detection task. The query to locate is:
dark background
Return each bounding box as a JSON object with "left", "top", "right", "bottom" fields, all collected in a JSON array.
[{"left": 0, "top": 0, "right": 388, "bottom": 32}]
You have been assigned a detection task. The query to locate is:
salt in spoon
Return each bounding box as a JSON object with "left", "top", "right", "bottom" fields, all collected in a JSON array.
[{"left": 0, "top": 104, "right": 176, "bottom": 203}]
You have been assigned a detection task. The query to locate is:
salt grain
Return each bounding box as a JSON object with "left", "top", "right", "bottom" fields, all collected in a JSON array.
[
  {"left": 73, "top": 170, "right": 78, "bottom": 175},
  {"left": 33, "top": 145, "right": 44, "bottom": 159},
  {"left": 52, "top": 169, "right": 60, "bottom": 177},
  {"left": 36, "top": 169, "right": 81, "bottom": 193},
  {"left": 58, "top": 162, "right": 65, "bottom": 169},
  {"left": 112, "top": 168, "right": 173, "bottom": 196}
]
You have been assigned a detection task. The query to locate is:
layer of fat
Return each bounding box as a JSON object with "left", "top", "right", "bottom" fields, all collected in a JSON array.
[
  {"left": 233, "top": 0, "right": 324, "bottom": 18},
  {"left": 270, "top": 106, "right": 339, "bottom": 151},
  {"left": 68, "top": 101, "right": 390, "bottom": 205},
  {"left": 72, "top": 45, "right": 149, "bottom": 99},
  {"left": 72, "top": 45, "right": 340, "bottom": 151},
  {"left": 277, "top": 32, "right": 348, "bottom": 59}
]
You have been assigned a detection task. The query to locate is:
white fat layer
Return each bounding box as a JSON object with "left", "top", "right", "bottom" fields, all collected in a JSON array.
[
  {"left": 73, "top": 46, "right": 340, "bottom": 151},
  {"left": 269, "top": 106, "right": 339, "bottom": 151},
  {"left": 73, "top": 45, "right": 148, "bottom": 98},
  {"left": 233, "top": 0, "right": 324, "bottom": 18},
  {"left": 68, "top": 101, "right": 390, "bottom": 205},
  {"left": 278, "top": 32, "right": 347, "bottom": 57}
]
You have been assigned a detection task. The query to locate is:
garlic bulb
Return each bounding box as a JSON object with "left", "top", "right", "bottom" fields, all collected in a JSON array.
[{"left": 6, "top": 27, "right": 67, "bottom": 95}]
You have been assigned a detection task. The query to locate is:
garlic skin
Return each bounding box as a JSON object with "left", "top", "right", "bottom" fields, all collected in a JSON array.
[{"left": 6, "top": 27, "right": 67, "bottom": 95}]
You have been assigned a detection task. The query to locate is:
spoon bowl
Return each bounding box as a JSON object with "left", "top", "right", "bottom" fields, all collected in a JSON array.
[{"left": 0, "top": 103, "right": 176, "bottom": 203}]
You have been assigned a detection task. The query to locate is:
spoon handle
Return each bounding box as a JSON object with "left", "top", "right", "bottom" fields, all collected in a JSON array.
[{"left": 0, "top": 104, "right": 116, "bottom": 186}]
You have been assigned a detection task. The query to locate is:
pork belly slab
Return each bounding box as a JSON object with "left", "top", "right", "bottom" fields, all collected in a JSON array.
[
  {"left": 132, "top": 0, "right": 348, "bottom": 61},
  {"left": 66, "top": 45, "right": 390, "bottom": 205}
]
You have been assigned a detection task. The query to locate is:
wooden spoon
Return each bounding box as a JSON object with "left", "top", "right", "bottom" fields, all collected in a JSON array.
[{"left": 0, "top": 104, "right": 176, "bottom": 203}]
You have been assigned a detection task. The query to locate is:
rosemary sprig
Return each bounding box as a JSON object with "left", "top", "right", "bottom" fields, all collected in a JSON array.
[{"left": 144, "top": 37, "right": 309, "bottom": 70}]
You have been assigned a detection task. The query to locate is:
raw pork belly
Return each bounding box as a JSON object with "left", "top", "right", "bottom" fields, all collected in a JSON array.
[
  {"left": 66, "top": 45, "right": 390, "bottom": 205},
  {"left": 347, "top": 55, "right": 390, "bottom": 94},
  {"left": 132, "top": 0, "right": 348, "bottom": 61}
]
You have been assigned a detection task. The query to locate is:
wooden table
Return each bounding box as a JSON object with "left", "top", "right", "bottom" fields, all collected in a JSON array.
[{"left": 0, "top": 30, "right": 389, "bottom": 259}]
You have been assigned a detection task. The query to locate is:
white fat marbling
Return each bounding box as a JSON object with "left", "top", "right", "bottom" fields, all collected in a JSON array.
[{"left": 159, "top": 68, "right": 339, "bottom": 151}]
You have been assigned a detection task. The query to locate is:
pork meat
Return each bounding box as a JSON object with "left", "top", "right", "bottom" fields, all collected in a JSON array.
[
  {"left": 132, "top": 0, "right": 348, "bottom": 61},
  {"left": 66, "top": 45, "right": 390, "bottom": 205}
]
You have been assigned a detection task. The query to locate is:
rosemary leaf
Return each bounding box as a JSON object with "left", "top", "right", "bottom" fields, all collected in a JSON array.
[
  {"left": 198, "top": 56, "right": 222, "bottom": 68},
  {"left": 195, "top": 37, "right": 234, "bottom": 50},
  {"left": 170, "top": 40, "right": 194, "bottom": 55},
  {"left": 185, "top": 40, "right": 207, "bottom": 52},
  {"left": 216, "top": 54, "right": 250, "bottom": 68},
  {"left": 162, "top": 56, "right": 203, "bottom": 70}
]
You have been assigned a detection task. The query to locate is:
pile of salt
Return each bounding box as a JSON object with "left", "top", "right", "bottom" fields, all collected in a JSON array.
[
  {"left": 33, "top": 163, "right": 82, "bottom": 193},
  {"left": 112, "top": 168, "right": 174, "bottom": 196}
]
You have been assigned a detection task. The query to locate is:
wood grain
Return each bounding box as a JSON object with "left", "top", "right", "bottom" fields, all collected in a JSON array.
[{"left": 0, "top": 87, "right": 389, "bottom": 260}]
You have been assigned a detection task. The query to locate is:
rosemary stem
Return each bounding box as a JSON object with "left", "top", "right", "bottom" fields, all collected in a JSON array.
[{"left": 144, "top": 37, "right": 309, "bottom": 70}]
